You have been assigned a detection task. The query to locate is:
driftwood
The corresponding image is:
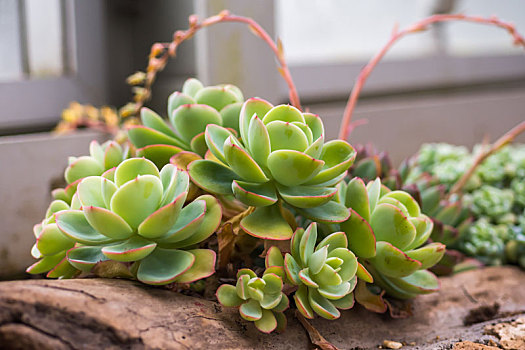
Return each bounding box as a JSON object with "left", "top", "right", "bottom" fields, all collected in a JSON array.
[{"left": 0, "top": 266, "right": 524, "bottom": 350}]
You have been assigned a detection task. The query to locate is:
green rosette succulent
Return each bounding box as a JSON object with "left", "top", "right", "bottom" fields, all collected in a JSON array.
[
  {"left": 216, "top": 268, "right": 289, "bottom": 333},
  {"left": 46, "top": 157, "right": 221, "bottom": 285},
  {"left": 52, "top": 140, "right": 129, "bottom": 204},
  {"left": 466, "top": 185, "right": 515, "bottom": 223},
  {"left": 127, "top": 78, "right": 244, "bottom": 167},
  {"left": 188, "top": 98, "right": 356, "bottom": 240},
  {"left": 459, "top": 218, "right": 514, "bottom": 266},
  {"left": 264, "top": 222, "right": 358, "bottom": 320},
  {"left": 27, "top": 199, "right": 81, "bottom": 278},
  {"left": 337, "top": 178, "right": 445, "bottom": 299}
]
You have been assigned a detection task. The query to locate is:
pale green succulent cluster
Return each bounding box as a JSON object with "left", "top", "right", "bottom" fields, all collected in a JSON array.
[
  {"left": 336, "top": 178, "right": 445, "bottom": 299},
  {"left": 30, "top": 77, "right": 451, "bottom": 335},
  {"left": 128, "top": 78, "right": 244, "bottom": 167},
  {"left": 27, "top": 199, "right": 80, "bottom": 278},
  {"left": 216, "top": 268, "right": 289, "bottom": 333},
  {"left": 409, "top": 142, "right": 525, "bottom": 270},
  {"left": 189, "top": 98, "right": 355, "bottom": 240},
  {"left": 29, "top": 158, "right": 221, "bottom": 285}
]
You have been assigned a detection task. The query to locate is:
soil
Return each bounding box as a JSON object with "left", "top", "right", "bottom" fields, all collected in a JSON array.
[{"left": 0, "top": 266, "right": 524, "bottom": 349}]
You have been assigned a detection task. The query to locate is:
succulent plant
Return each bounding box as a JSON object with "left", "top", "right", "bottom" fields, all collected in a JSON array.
[
  {"left": 27, "top": 199, "right": 80, "bottom": 278},
  {"left": 466, "top": 185, "right": 515, "bottom": 223},
  {"left": 458, "top": 218, "right": 513, "bottom": 266},
  {"left": 38, "top": 158, "right": 221, "bottom": 285},
  {"left": 127, "top": 78, "right": 244, "bottom": 167},
  {"left": 336, "top": 178, "right": 445, "bottom": 299},
  {"left": 188, "top": 99, "right": 356, "bottom": 240},
  {"left": 266, "top": 222, "right": 358, "bottom": 319},
  {"left": 216, "top": 267, "right": 289, "bottom": 333}
]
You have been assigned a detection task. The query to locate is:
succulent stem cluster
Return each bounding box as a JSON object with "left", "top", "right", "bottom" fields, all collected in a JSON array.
[{"left": 29, "top": 78, "right": 445, "bottom": 334}]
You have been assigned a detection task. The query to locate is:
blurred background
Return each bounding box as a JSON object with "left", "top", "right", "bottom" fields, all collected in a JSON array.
[
  {"left": 0, "top": 0, "right": 525, "bottom": 278},
  {"left": 1, "top": 0, "right": 525, "bottom": 160}
]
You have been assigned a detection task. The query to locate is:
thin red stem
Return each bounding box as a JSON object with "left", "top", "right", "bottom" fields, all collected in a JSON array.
[
  {"left": 448, "top": 120, "right": 525, "bottom": 196},
  {"left": 131, "top": 10, "right": 301, "bottom": 117},
  {"left": 338, "top": 14, "right": 525, "bottom": 140}
]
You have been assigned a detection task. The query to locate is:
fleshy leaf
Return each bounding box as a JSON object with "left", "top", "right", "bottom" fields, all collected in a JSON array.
[
  {"left": 297, "top": 201, "right": 350, "bottom": 223},
  {"left": 304, "top": 140, "right": 356, "bottom": 185},
  {"left": 36, "top": 223, "right": 75, "bottom": 256},
  {"left": 156, "top": 200, "right": 206, "bottom": 244},
  {"left": 195, "top": 86, "right": 240, "bottom": 111},
  {"left": 26, "top": 251, "right": 66, "bottom": 274},
  {"left": 101, "top": 236, "right": 157, "bottom": 262},
  {"left": 240, "top": 299, "right": 263, "bottom": 321},
  {"left": 137, "top": 145, "right": 183, "bottom": 169},
  {"left": 127, "top": 125, "right": 187, "bottom": 149},
  {"left": 166, "top": 195, "right": 222, "bottom": 248},
  {"left": 66, "top": 246, "right": 108, "bottom": 272},
  {"left": 239, "top": 98, "right": 273, "bottom": 142},
  {"left": 371, "top": 241, "right": 421, "bottom": 278},
  {"left": 299, "top": 223, "right": 317, "bottom": 266},
  {"left": 137, "top": 248, "right": 195, "bottom": 285},
  {"left": 344, "top": 177, "right": 371, "bottom": 222},
  {"left": 114, "top": 158, "right": 160, "bottom": 187},
  {"left": 181, "top": 78, "right": 203, "bottom": 98},
  {"left": 174, "top": 249, "right": 216, "bottom": 283},
  {"left": 266, "top": 121, "right": 309, "bottom": 152},
  {"left": 308, "top": 288, "right": 340, "bottom": 320},
  {"left": 56, "top": 210, "right": 115, "bottom": 245},
  {"left": 340, "top": 209, "right": 376, "bottom": 258},
  {"left": 277, "top": 184, "right": 337, "bottom": 209},
  {"left": 370, "top": 203, "right": 416, "bottom": 250},
  {"left": 405, "top": 242, "right": 446, "bottom": 270},
  {"left": 254, "top": 309, "right": 277, "bottom": 333},
  {"left": 224, "top": 136, "right": 269, "bottom": 183},
  {"left": 247, "top": 116, "right": 271, "bottom": 167},
  {"left": 240, "top": 204, "right": 293, "bottom": 240},
  {"left": 262, "top": 105, "right": 304, "bottom": 125},
  {"left": 204, "top": 124, "right": 234, "bottom": 164},
  {"left": 220, "top": 102, "right": 242, "bottom": 134},
  {"left": 232, "top": 180, "right": 277, "bottom": 207},
  {"left": 65, "top": 156, "right": 104, "bottom": 184},
  {"left": 141, "top": 107, "right": 177, "bottom": 138},
  {"left": 138, "top": 196, "right": 186, "bottom": 239},
  {"left": 84, "top": 206, "right": 134, "bottom": 239},
  {"left": 168, "top": 91, "right": 195, "bottom": 116},
  {"left": 294, "top": 285, "right": 314, "bottom": 319},
  {"left": 265, "top": 246, "right": 284, "bottom": 268},
  {"left": 171, "top": 104, "right": 222, "bottom": 144},
  {"left": 216, "top": 284, "right": 243, "bottom": 307},
  {"left": 267, "top": 150, "right": 324, "bottom": 187},
  {"left": 110, "top": 175, "right": 163, "bottom": 229},
  {"left": 188, "top": 159, "right": 237, "bottom": 195}
]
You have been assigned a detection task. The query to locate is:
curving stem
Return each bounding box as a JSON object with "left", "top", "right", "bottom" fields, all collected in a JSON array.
[
  {"left": 338, "top": 14, "right": 525, "bottom": 141},
  {"left": 448, "top": 120, "right": 525, "bottom": 197},
  {"left": 124, "top": 10, "right": 301, "bottom": 118}
]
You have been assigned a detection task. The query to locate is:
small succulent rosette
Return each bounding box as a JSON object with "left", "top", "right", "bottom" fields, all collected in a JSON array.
[
  {"left": 267, "top": 223, "right": 358, "bottom": 320},
  {"left": 53, "top": 140, "right": 129, "bottom": 204},
  {"left": 216, "top": 268, "right": 289, "bottom": 333},
  {"left": 189, "top": 99, "right": 356, "bottom": 240},
  {"left": 38, "top": 158, "right": 221, "bottom": 285},
  {"left": 27, "top": 199, "right": 81, "bottom": 278},
  {"left": 127, "top": 78, "right": 244, "bottom": 167},
  {"left": 459, "top": 218, "right": 512, "bottom": 266},
  {"left": 467, "top": 185, "right": 515, "bottom": 224},
  {"left": 337, "top": 178, "right": 445, "bottom": 299}
]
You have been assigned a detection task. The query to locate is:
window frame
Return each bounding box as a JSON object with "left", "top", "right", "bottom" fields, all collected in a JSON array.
[{"left": 0, "top": 0, "right": 107, "bottom": 132}]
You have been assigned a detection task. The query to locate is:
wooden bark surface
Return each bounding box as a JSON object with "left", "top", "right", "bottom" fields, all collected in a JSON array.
[{"left": 0, "top": 266, "right": 524, "bottom": 350}]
